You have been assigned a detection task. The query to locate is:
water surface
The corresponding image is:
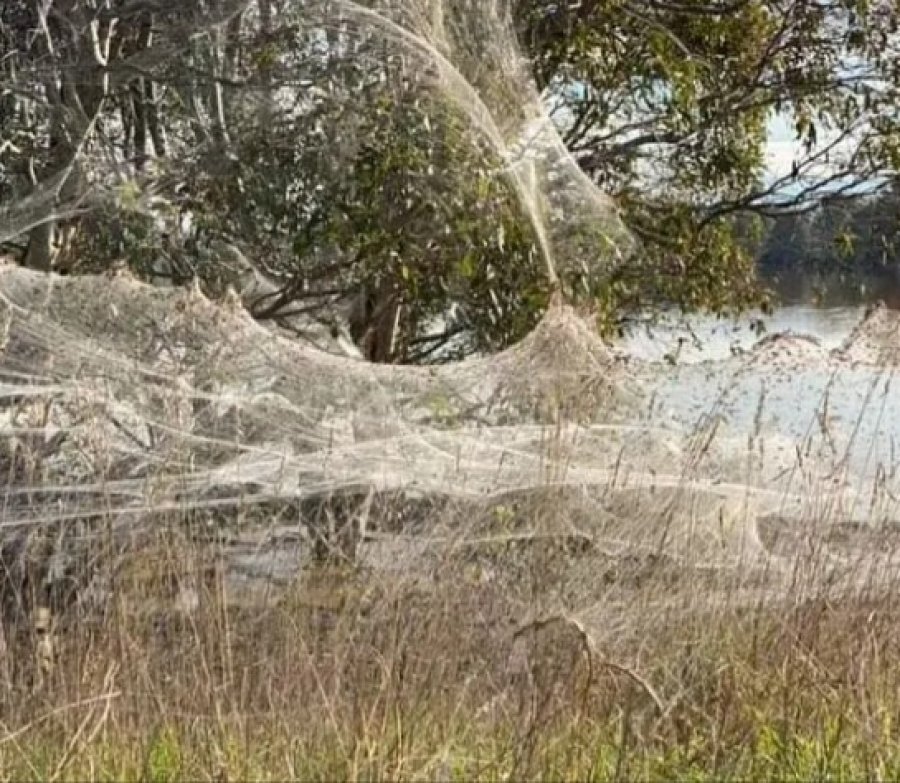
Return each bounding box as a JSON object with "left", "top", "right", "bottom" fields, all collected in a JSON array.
[
  {"left": 619, "top": 305, "right": 900, "bottom": 522},
  {"left": 622, "top": 305, "right": 867, "bottom": 363}
]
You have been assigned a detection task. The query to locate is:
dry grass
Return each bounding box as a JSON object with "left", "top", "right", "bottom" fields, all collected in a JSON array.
[{"left": 2, "top": 498, "right": 900, "bottom": 782}]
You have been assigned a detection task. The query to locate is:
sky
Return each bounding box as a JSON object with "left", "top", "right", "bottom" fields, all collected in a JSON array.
[
  {"left": 763, "top": 111, "right": 882, "bottom": 199},
  {"left": 764, "top": 114, "right": 803, "bottom": 184}
]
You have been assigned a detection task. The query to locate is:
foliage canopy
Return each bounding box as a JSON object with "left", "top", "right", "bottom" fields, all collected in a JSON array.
[{"left": 0, "top": 0, "right": 898, "bottom": 359}]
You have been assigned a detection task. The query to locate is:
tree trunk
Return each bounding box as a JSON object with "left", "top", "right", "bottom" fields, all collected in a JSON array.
[
  {"left": 257, "top": 0, "right": 275, "bottom": 126},
  {"left": 145, "top": 79, "right": 167, "bottom": 158},
  {"left": 349, "top": 280, "right": 402, "bottom": 363},
  {"left": 23, "top": 223, "right": 53, "bottom": 271},
  {"left": 23, "top": 0, "right": 109, "bottom": 271},
  {"left": 131, "top": 80, "right": 148, "bottom": 169}
]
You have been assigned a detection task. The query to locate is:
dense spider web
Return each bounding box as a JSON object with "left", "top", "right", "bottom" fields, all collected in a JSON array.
[
  {"left": 3, "top": 263, "right": 900, "bottom": 620},
  {"left": 2, "top": 0, "right": 900, "bottom": 630}
]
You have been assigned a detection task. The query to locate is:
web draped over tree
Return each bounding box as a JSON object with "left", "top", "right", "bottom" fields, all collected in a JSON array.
[{"left": 0, "top": 0, "right": 636, "bottom": 361}]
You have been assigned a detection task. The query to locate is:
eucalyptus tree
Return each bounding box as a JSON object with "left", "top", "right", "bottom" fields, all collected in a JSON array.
[{"left": 517, "top": 0, "right": 900, "bottom": 315}]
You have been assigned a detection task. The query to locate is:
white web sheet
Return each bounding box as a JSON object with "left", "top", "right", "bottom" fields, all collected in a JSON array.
[{"left": 3, "top": 265, "right": 900, "bottom": 604}]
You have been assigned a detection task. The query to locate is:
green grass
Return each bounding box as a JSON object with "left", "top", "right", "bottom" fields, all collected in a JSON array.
[{"left": 4, "top": 712, "right": 900, "bottom": 782}]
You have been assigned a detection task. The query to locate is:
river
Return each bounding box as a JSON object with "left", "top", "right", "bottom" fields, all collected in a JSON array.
[
  {"left": 614, "top": 304, "right": 900, "bottom": 525},
  {"left": 621, "top": 304, "right": 869, "bottom": 363}
]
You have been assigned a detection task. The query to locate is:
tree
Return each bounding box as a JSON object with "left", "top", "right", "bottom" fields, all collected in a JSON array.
[
  {"left": 1, "top": 0, "right": 558, "bottom": 361},
  {"left": 1, "top": 0, "right": 898, "bottom": 361},
  {"left": 192, "top": 72, "right": 548, "bottom": 361},
  {"left": 516, "top": 0, "right": 900, "bottom": 315},
  {"left": 755, "top": 183, "right": 900, "bottom": 302}
]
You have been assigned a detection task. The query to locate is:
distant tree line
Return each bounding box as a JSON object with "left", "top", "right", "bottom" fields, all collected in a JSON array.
[{"left": 753, "top": 185, "right": 900, "bottom": 303}]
